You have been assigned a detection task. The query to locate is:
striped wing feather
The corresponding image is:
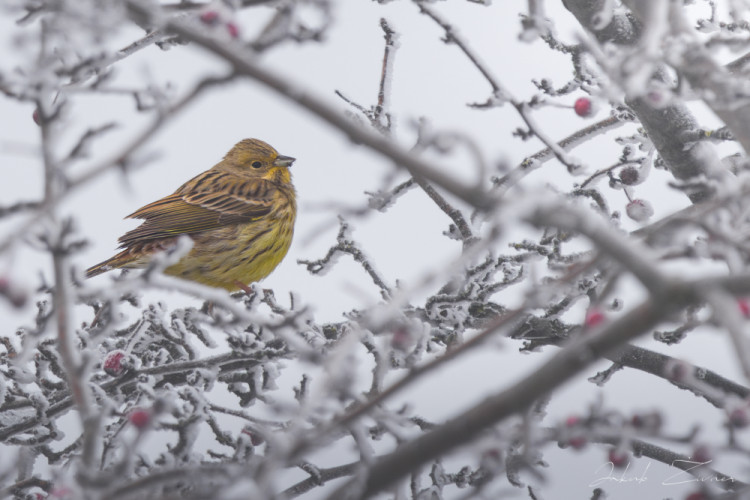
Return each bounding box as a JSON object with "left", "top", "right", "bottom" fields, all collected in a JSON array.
[{"left": 118, "top": 175, "right": 277, "bottom": 247}]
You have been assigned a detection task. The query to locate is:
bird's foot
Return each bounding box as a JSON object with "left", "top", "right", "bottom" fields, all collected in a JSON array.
[{"left": 234, "top": 280, "right": 255, "bottom": 295}]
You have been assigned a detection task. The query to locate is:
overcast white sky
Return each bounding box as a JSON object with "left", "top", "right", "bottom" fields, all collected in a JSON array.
[{"left": 0, "top": 1, "right": 743, "bottom": 498}]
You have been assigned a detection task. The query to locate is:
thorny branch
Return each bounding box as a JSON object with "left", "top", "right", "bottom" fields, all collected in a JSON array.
[
  {"left": 297, "top": 218, "right": 392, "bottom": 298},
  {"left": 4, "top": 1, "right": 750, "bottom": 500},
  {"left": 128, "top": 0, "right": 497, "bottom": 211},
  {"left": 415, "top": 1, "right": 583, "bottom": 173},
  {"left": 336, "top": 20, "right": 476, "bottom": 246},
  {"left": 0, "top": 73, "right": 234, "bottom": 255}
]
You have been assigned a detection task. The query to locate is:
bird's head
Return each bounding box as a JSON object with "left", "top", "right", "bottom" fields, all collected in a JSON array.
[{"left": 222, "top": 138, "right": 295, "bottom": 184}]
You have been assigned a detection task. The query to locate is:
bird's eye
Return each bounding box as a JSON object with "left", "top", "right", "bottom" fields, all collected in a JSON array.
[{"left": 251, "top": 161, "right": 263, "bottom": 169}]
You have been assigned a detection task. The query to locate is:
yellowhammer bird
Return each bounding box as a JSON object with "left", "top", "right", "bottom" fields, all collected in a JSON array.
[{"left": 86, "top": 138, "right": 296, "bottom": 291}]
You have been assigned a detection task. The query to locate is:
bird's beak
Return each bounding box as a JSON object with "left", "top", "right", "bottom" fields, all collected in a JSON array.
[{"left": 274, "top": 155, "right": 295, "bottom": 167}]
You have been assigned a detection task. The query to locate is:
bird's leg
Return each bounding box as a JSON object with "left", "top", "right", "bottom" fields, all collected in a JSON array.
[
  {"left": 90, "top": 302, "right": 111, "bottom": 330},
  {"left": 234, "top": 280, "right": 255, "bottom": 295},
  {"left": 200, "top": 300, "right": 216, "bottom": 317}
]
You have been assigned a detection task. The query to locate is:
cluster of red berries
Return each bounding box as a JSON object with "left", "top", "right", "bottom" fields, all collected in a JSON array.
[{"left": 199, "top": 10, "right": 240, "bottom": 39}]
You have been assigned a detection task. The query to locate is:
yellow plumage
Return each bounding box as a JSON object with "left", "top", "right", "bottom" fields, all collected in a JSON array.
[{"left": 86, "top": 138, "right": 297, "bottom": 291}]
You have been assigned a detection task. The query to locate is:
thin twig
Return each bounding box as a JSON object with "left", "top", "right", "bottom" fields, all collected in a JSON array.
[
  {"left": 415, "top": 1, "right": 582, "bottom": 172},
  {"left": 325, "top": 291, "right": 682, "bottom": 499},
  {"left": 125, "top": 0, "right": 494, "bottom": 210},
  {"left": 0, "top": 73, "right": 234, "bottom": 255},
  {"left": 286, "top": 308, "right": 525, "bottom": 463},
  {"left": 528, "top": 203, "right": 668, "bottom": 295}
]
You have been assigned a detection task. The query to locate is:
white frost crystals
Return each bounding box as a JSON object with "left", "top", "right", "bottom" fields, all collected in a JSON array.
[{"left": 625, "top": 198, "right": 655, "bottom": 222}]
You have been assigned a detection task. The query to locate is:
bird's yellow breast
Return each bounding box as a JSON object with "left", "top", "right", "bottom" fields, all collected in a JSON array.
[{"left": 165, "top": 201, "right": 296, "bottom": 291}]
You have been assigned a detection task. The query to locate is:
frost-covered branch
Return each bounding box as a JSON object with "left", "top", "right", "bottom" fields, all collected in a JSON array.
[
  {"left": 5, "top": 1, "right": 750, "bottom": 499},
  {"left": 125, "top": 0, "right": 496, "bottom": 211}
]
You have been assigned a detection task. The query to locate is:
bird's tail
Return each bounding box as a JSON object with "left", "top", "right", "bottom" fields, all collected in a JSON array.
[{"left": 85, "top": 250, "right": 132, "bottom": 278}]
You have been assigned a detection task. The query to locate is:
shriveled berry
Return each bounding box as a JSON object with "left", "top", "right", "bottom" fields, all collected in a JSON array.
[
  {"left": 242, "top": 428, "right": 265, "bottom": 446},
  {"left": 631, "top": 411, "right": 662, "bottom": 431},
  {"left": 103, "top": 351, "right": 127, "bottom": 376},
  {"left": 619, "top": 166, "right": 639, "bottom": 185}
]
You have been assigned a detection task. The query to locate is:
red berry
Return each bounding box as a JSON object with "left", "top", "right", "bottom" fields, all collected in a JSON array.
[
  {"left": 608, "top": 448, "right": 629, "bottom": 468},
  {"left": 568, "top": 436, "right": 587, "bottom": 449},
  {"left": 585, "top": 309, "right": 605, "bottom": 328},
  {"left": 630, "top": 411, "right": 662, "bottom": 431},
  {"left": 685, "top": 492, "right": 707, "bottom": 500},
  {"left": 565, "top": 415, "right": 581, "bottom": 427},
  {"left": 49, "top": 487, "right": 72, "bottom": 498},
  {"left": 664, "top": 359, "right": 691, "bottom": 382},
  {"left": 103, "top": 351, "right": 127, "bottom": 376},
  {"left": 691, "top": 444, "right": 712, "bottom": 464},
  {"left": 481, "top": 448, "right": 503, "bottom": 469},
  {"left": 9, "top": 290, "right": 27, "bottom": 308},
  {"left": 391, "top": 327, "right": 411, "bottom": 351},
  {"left": 729, "top": 407, "right": 749, "bottom": 428},
  {"left": 739, "top": 299, "right": 750, "bottom": 318},
  {"left": 200, "top": 10, "right": 220, "bottom": 25},
  {"left": 242, "top": 428, "right": 265, "bottom": 446},
  {"left": 226, "top": 22, "right": 239, "bottom": 39},
  {"left": 128, "top": 409, "right": 151, "bottom": 429},
  {"left": 0, "top": 277, "right": 27, "bottom": 308},
  {"left": 574, "top": 97, "right": 593, "bottom": 117},
  {"left": 626, "top": 199, "right": 654, "bottom": 222},
  {"left": 646, "top": 90, "right": 666, "bottom": 107}
]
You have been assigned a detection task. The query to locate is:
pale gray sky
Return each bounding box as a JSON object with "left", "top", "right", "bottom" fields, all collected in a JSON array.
[{"left": 0, "top": 2, "right": 740, "bottom": 498}]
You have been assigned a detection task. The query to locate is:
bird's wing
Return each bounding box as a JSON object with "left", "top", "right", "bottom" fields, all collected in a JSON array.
[{"left": 117, "top": 175, "right": 277, "bottom": 247}]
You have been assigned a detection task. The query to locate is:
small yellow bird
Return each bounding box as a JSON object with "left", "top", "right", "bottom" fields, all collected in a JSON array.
[{"left": 86, "top": 138, "right": 297, "bottom": 291}]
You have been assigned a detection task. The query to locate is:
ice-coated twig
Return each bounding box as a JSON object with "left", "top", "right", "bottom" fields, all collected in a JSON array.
[
  {"left": 703, "top": 288, "right": 750, "bottom": 382},
  {"left": 496, "top": 114, "right": 630, "bottom": 193},
  {"left": 298, "top": 218, "right": 392, "bottom": 298},
  {"left": 324, "top": 295, "right": 677, "bottom": 498},
  {"left": 564, "top": 0, "right": 723, "bottom": 204},
  {"left": 624, "top": 0, "right": 750, "bottom": 155},
  {"left": 415, "top": 1, "right": 584, "bottom": 173},
  {"left": 282, "top": 461, "right": 359, "bottom": 498},
  {"left": 125, "top": 0, "right": 495, "bottom": 210},
  {"left": 336, "top": 19, "right": 476, "bottom": 245},
  {"left": 527, "top": 202, "right": 667, "bottom": 295},
  {"left": 0, "top": 73, "right": 233, "bottom": 255},
  {"left": 0, "top": 201, "right": 40, "bottom": 219},
  {"left": 286, "top": 307, "right": 526, "bottom": 467}
]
